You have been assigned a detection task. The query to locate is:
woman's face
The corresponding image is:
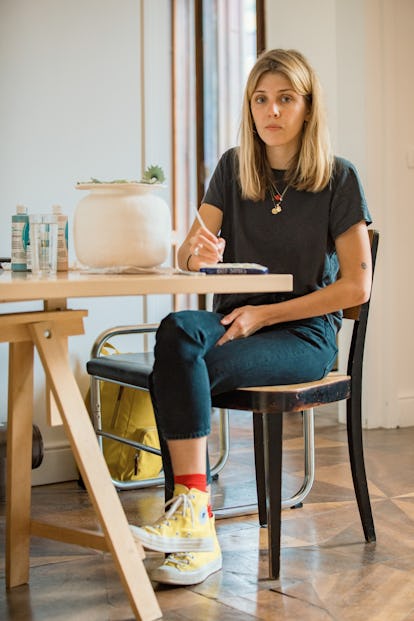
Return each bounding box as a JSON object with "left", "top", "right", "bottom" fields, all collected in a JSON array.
[{"left": 250, "top": 71, "right": 310, "bottom": 165}]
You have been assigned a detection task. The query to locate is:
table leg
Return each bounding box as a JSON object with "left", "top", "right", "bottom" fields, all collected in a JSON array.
[
  {"left": 6, "top": 340, "right": 34, "bottom": 588},
  {"left": 44, "top": 298, "right": 67, "bottom": 426},
  {"left": 29, "top": 321, "right": 162, "bottom": 621}
]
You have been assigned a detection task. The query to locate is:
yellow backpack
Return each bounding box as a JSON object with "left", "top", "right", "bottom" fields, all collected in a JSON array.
[{"left": 85, "top": 344, "right": 162, "bottom": 481}]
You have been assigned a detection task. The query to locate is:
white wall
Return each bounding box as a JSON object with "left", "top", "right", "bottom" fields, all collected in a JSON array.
[
  {"left": 266, "top": 0, "right": 414, "bottom": 428},
  {"left": 264, "top": 0, "right": 338, "bottom": 142},
  {"left": 377, "top": 0, "right": 414, "bottom": 427},
  {"left": 0, "top": 0, "right": 172, "bottom": 483}
]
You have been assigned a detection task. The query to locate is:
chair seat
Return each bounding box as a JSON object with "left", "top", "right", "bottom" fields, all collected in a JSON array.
[
  {"left": 212, "top": 372, "right": 351, "bottom": 413},
  {"left": 86, "top": 352, "right": 154, "bottom": 389},
  {"left": 87, "top": 350, "right": 351, "bottom": 414}
]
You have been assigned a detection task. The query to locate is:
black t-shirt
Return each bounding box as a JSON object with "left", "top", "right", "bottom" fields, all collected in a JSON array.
[{"left": 202, "top": 147, "right": 372, "bottom": 331}]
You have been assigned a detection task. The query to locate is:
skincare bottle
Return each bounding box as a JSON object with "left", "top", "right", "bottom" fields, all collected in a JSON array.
[
  {"left": 11, "top": 204, "right": 29, "bottom": 271},
  {"left": 52, "top": 204, "right": 69, "bottom": 271}
]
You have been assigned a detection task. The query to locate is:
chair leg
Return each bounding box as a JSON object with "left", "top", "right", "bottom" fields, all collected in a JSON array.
[
  {"left": 253, "top": 413, "right": 267, "bottom": 526},
  {"left": 90, "top": 376, "right": 103, "bottom": 450},
  {"left": 282, "top": 409, "right": 315, "bottom": 509},
  {"left": 263, "top": 412, "right": 283, "bottom": 579},
  {"left": 216, "top": 410, "right": 313, "bottom": 522},
  {"left": 210, "top": 408, "right": 231, "bottom": 479},
  {"left": 347, "top": 395, "right": 376, "bottom": 542}
]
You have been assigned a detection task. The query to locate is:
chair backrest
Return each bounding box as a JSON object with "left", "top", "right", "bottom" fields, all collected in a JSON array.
[{"left": 345, "top": 229, "right": 379, "bottom": 385}]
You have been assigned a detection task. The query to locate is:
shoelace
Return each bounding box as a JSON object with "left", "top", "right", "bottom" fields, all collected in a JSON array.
[
  {"left": 153, "top": 492, "right": 195, "bottom": 529},
  {"left": 164, "top": 552, "right": 194, "bottom": 568}
]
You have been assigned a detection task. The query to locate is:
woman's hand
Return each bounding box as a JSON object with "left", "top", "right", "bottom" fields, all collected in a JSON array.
[
  {"left": 216, "top": 305, "right": 271, "bottom": 346},
  {"left": 189, "top": 228, "right": 225, "bottom": 269},
  {"left": 177, "top": 203, "right": 225, "bottom": 271}
]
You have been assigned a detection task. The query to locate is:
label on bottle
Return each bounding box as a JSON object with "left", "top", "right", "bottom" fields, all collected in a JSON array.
[
  {"left": 11, "top": 220, "right": 29, "bottom": 271},
  {"left": 56, "top": 217, "right": 69, "bottom": 270}
]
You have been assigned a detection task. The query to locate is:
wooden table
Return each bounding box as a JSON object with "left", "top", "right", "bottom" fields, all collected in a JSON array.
[{"left": 0, "top": 269, "right": 292, "bottom": 620}]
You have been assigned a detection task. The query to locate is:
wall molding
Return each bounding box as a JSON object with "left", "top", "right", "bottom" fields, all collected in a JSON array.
[{"left": 31, "top": 442, "right": 78, "bottom": 487}]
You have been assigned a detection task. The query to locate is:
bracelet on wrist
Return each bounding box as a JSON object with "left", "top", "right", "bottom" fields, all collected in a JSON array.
[{"left": 186, "top": 254, "right": 193, "bottom": 271}]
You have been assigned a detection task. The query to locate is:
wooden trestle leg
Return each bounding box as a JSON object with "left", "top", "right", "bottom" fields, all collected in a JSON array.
[{"left": 4, "top": 311, "right": 162, "bottom": 621}]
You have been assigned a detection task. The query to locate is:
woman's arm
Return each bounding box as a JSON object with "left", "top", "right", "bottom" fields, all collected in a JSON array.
[
  {"left": 177, "top": 203, "right": 225, "bottom": 271},
  {"left": 217, "top": 221, "right": 372, "bottom": 344}
]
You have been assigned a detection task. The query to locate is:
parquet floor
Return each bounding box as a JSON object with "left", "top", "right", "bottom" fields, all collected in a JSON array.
[{"left": 1, "top": 407, "right": 414, "bottom": 620}]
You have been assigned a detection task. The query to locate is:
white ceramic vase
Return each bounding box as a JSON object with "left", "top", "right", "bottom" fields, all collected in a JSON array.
[{"left": 74, "top": 183, "right": 171, "bottom": 268}]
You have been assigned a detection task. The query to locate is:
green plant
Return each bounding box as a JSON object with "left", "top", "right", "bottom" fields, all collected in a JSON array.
[
  {"left": 140, "top": 165, "right": 166, "bottom": 184},
  {"left": 78, "top": 164, "right": 166, "bottom": 186}
]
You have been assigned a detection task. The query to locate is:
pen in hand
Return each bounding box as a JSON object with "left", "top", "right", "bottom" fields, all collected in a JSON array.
[
  {"left": 194, "top": 207, "right": 209, "bottom": 231},
  {"left": 193, "top": 206, "right": 225, "bottom": 261}
]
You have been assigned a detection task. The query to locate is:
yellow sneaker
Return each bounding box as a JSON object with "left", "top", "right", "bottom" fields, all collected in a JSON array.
[
  {"left": 150, "top": 520, "right": 222, "bottom": 585},
  {"left": 130, "top": 484, "right": 213, "bottom": 553}
]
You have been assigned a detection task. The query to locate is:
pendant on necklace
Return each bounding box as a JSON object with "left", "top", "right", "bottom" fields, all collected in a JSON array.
[{"left": 270, "top": 185, "right": 288, "bottom": 215}]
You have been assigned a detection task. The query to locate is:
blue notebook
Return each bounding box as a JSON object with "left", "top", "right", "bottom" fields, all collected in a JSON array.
[{"left": 200, "top": 263, "right": 269, "bottom": 275}]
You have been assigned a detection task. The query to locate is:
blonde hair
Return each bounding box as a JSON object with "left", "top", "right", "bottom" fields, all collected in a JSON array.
[{"left": 238, "top": 49, "right": 333, "bottom": 199}]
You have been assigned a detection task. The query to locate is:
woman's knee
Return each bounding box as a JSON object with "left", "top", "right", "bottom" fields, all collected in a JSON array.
[
  {"left": 156, "top": 310, "right": 224, "bottom": 353},
  {"left": 156, "top": 311, "right": 198, "bottom": 349}
]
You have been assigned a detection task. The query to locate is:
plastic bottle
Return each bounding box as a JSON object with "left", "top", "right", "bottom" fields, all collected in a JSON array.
[
  {"left": 52, "top": 204, "right": 69, "bottom": 271},
  {"left": 11, "top": 204, "right": 30, "bottom": 271}
]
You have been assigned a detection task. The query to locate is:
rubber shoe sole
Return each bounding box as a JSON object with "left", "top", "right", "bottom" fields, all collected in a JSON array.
[
  {"left": 150, "top": 552, "right": 222, "bottom": 585},
  {"left": 129, "top": 524, "right": 214, "bottom": 553}
]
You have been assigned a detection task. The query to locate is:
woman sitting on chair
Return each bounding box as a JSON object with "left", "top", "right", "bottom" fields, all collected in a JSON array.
[{"left": 130, "top": 48, "right": 373, "bottom": 585}]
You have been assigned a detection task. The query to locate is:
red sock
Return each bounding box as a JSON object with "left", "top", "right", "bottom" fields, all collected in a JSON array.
[
  {"left": 174, "top": 474, "right": 214, "bottom": 518},
  {"left": 174, "top": 473, "right": 207, "bottom": 492}
]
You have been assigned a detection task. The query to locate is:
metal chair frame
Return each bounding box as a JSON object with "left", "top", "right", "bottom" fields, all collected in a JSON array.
[{"left": 88, "top": 326, "right": 315, "bottom": 508}]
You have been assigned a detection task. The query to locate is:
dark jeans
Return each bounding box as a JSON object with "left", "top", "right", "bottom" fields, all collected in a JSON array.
[{"left": 149, "top": 310, "right": 338, "bottom": 499}]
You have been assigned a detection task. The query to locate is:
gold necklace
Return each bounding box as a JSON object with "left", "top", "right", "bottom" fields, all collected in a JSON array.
[{"left": 270, "top": 183, "right": 289, "bottom": 215}]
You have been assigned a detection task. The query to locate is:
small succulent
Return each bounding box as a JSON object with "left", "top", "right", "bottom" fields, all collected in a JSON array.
[
  {"left": 78, "top": 165, "right": 166, "bottom": 186},
  {"left": 81, "top": 178, "right": 130, "bottom": 184},
  {"left": 140, "top": 165, "right": 166, "bottom": 184}
]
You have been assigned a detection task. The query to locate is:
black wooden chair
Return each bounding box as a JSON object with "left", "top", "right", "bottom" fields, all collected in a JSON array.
[
  {"left": 87, "top": 229, "right": 379, "bottom": 579},
  {"left": 212, "top": 228, "right": 379, "bottom": 577}
]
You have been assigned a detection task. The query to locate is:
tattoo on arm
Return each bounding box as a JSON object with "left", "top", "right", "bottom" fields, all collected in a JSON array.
[{"left": 361, "top": 262, "right": 367, "bottom": 270}]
